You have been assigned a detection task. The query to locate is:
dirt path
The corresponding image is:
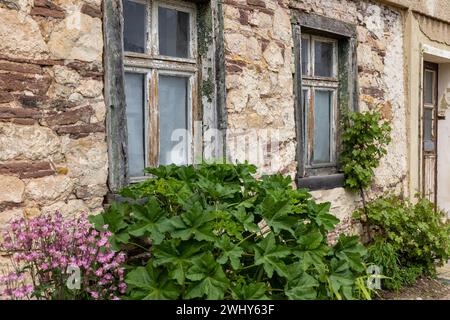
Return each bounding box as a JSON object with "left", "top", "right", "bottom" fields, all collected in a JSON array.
[{"left": 378, "top": 262, "right": 450, "bottom": 300}]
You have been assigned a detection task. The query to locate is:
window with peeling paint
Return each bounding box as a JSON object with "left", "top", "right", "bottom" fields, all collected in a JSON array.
[
  {"left": 300, "top": 34, "right": 338, "bottom": 171},
  {"left": 292, "top": 12, "right": 358, "bottom": 190},
  {"left": 122, "top": 0, "right": 198, "bottom": 180}
]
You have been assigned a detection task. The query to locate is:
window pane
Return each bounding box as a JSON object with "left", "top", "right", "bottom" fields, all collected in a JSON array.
[
  {"left": 424, "top": 70, "right": 434, "bottom": 105},
  {"left": 158, "top": 75, "right": 189, "bottom": 165},
  {"left": 123, "top": 0, "right": 146, "bottom": 53},
  {"left": 314, "top": 40, "right": 333, "bottom": 77},
  {"left": 313, "top": 90, "right": 332, "bottom": 163},
  {"left": 124, "top": 72, "right": 146, "bottom": 177},
  {"left": 302, "top": 89, "right": 308, "bottom": 110},
  {"left": 301, "top": 38, "right": 309, "bottom": 75},
  {"left": 302, "top": 89, "right": 309, "bottom": 165},
  {"left": 424, "top": 108, "right": 434, "bottom": 152},
  {"left": 158, "top": 7, "right": 190, "bottom": 58}
]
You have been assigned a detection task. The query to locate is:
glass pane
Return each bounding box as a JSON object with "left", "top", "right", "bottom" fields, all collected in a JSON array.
[
  {"left": 124, "top": 72, "right": 146, "bottom": 177},
  {"left": 302, "top": 89, "right": 308, "bottom": 110},
  {"left": 314, "top": 40, "right": 334, "bottom": 77},
  {"left": 301, "top": 38, "right": 309, "bottom": 76},
  {"left": 424, "top": 108, "right": 434, "bottom": 152},
  {"left": 158, "top": 75, "right": 189, "bottom": 165},
  {"left": 313, "top": 90, "right": 332, "bottom": 163},
  {"left": 123, "top": 0, "right": 146, "bottom": 53},
  {"left": 302, "top": 89, "right": 309, "bottom": 163},
  {"left": 424, "top": 70, "right": 434, "bottom": 105},
  {"left": 158, "top": 7, "right": 190, "bottom": 58}
]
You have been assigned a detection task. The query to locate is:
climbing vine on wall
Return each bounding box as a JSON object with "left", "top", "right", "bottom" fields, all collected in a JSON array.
[{"left": 340, "top": 111, "right": 392, "bottom": 196}]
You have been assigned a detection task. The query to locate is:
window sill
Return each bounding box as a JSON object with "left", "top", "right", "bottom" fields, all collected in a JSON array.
[{"left": 296, "top": 173, "right": 344, "bottom": 191}]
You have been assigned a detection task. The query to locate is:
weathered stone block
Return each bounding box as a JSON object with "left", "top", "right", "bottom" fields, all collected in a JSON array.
[
  {"left": 80, "top": 3, "right": 101, "bottom": 19},
  {"left": 0, "top": 8, "right": 49, "bottom": 60},
  {"left": 0, "top": 175, "right": 24, "bottom": 204},
  {"left": 262, "top": 41, "right": 284, "bottom": 70},
  {"left": 47, "top": 12, "right": 103, "bottom": 62},
  {"left": 0, "top": 60, "right": 43, "bottom": 75},
  {"left": 63, "top": 134, "right": 108, "bottom": 187},
  {"left": 76, "top": 79, "right": 103, "bottom": 97},
  {"left": 0, "top": 107, "right": 41, "bottom": 120},
  {"left": 44, "top": 105, "right": 93, "bottom": 126},
  {"left": 66, "top": 60, "right": 102, "bottom": 80},
  {"left": 0, "top": 122, "right": 60, "bottom": 161},
  {"left": 25, "top": 175, "right": 73, "bottom": 202},
  {"left": 54, "top": 123, "right": 105, "bottom": 138},
  {"left": 0, "top": 208, "right": 23, "bottom": 227},
  {"left": 0, "top": 161, "right": 55, "bottom": 179},
  {"left": 0, "top": 71, "right": 51, "bottom": 96},
  {"left": 53, "top": 65, "right": 81, "bottom": 85},
  {"left": 41, "top": 199, "right": 89, "bottom": 217}
]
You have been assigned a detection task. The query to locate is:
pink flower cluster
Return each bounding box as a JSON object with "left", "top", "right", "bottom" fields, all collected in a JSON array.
[{"left": 0, "top": 212, "right": 127, "bottom": 300}]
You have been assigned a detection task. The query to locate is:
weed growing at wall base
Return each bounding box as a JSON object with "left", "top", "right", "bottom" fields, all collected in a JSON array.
[{"left": 353, "top": 195, "right": 450, "bottom": 291}]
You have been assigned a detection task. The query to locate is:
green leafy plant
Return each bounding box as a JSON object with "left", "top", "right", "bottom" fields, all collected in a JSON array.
[
  {"left": 340, "top": 111, "right": 391, "bottom": 199},
  {"left": 353, "top": 195, "right": 450, "bottom": 291},
  {"left": 90, "top": 163, "right": 373, "bottom": 300}
]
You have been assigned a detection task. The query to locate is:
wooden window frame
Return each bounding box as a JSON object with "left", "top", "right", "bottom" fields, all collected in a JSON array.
[
  {"left": 292, "top": 11, "right": 358, "bottom": 190},
  {"left": 104, "top": 0, "right": 227, "bottom": 193},
  {"left": 123, "top": 0, "right": 199, "bottom": 182},
  {"left": 301, "top": 34, "right": 339, "bottom": 172}
]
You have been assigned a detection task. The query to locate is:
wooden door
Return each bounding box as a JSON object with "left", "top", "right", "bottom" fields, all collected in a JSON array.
[{"left": 422, "top": 62, "right": 438, "bottom": 203}]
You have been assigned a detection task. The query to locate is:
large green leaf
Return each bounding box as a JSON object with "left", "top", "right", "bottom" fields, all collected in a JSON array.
[
  {"left": 185, "top": 253, "right": 229, "bottom": 299},
  {"left": 152, "top": 239, "right": 206, "bottom": 285},
  {"left": 126, "top": 265, "right": 180, "bottom": 300},
  {"left": 333, "top": 235, "right": 367, "bottom": 273},
  {"left": 232, "top": 207, "right": 259, "bottom": 233},
  {"left": 254, "top": 233, "right": 290, "bottom": 278},
  {"left": 285, "top": 270, "right": 319, "bottom": 300},
  {"left": 314, "top": 202, "right": 339, "bottom": 231},
  {"left": 169, "top": 203, "right": 216, "bottom": 242},
  {"left": 214, "top": 236, "right": 244, "bottom": 270},
  {"left": 196, "top": 175, "right": 240, "bottom": 200},
  {"left": 127, "top": 198, "right": 170, "bottom": 244},
  {"left": 297, "top": 229, "right": 324, "bottom": 250},
  {"left": 90, "top": 202, "right": 129, "bottom": 233},
  {"left": 256, "top": 193, "right": 297, "bottom": 236},
  {"left": 327, "top": 274, "right": 355, "bottom": 300},
  {"left": 231, "top": 282, "right": 268, "bottom": 300},
  {"left": 292, "top": 248, "right": 328, "bottom": 274}
]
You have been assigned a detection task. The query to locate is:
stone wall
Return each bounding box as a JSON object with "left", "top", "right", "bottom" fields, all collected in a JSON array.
[
  {"left": 0, "top": 0, "right": 408, "bottom": 237},
  {"left": 222, "top": 0, "right": 408, "bottom": 235},
  {"left": 0, "top": 0, "right": 106, "bottom": 225}
]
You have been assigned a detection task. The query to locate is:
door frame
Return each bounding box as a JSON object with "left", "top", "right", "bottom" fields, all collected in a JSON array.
[{"left": 421, "top": 61, "right": 439, "bottom": 204}]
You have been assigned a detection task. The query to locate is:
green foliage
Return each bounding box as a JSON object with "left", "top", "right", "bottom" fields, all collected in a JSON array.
[
  {"left": 354, "top": 195, "right": 450, "bottom": 290},
  {"left": 341, "top": 111, "right": 391, "bottom": 192},
  {"left": 90, "top": 163, "right": 373, "bottom": 300}
]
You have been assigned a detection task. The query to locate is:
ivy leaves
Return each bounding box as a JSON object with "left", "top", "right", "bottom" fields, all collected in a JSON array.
[{"left": 93, "top": 163, "right": 371, "bottom": 300}]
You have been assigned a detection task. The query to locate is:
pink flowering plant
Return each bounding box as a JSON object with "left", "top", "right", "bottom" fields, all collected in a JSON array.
[{"left": 0, "top": 212, "right": 127, "bottom": 300}]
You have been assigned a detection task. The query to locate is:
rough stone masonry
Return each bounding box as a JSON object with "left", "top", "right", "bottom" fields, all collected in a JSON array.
[
  {"left": 0, "top": 0, "right": 408, "bottom": 239},
  {"left": 0, "top": 0, "right": 107, "bottom": 226}
]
